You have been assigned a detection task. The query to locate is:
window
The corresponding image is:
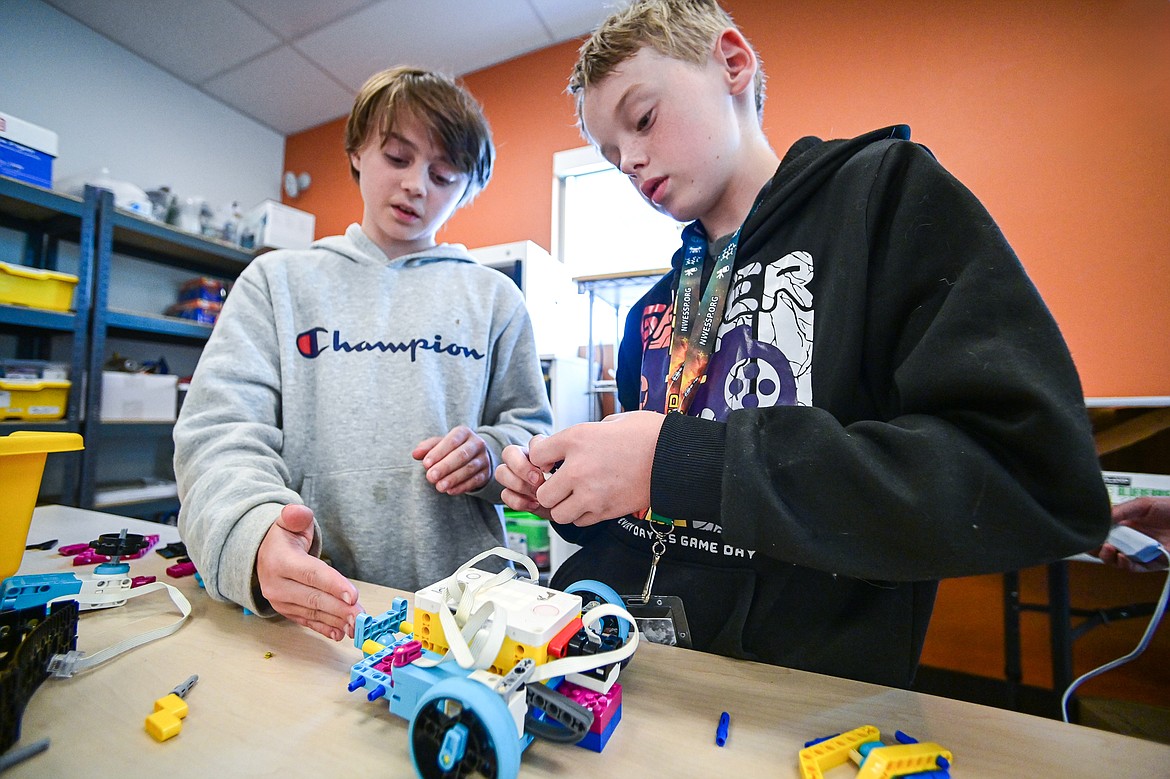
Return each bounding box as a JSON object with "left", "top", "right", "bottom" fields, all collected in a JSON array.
[
  {"left": 553, "top": 146, "right": 684, "bottom": 417},
  {"left": 553, "top": 146, "right": 683, "bottom": 279}
]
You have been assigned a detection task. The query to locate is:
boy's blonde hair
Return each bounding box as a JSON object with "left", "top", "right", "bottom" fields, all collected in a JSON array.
[
  {"left": 345, "top": 67, "right": 494, "bottom": 203},
  {"left": 569, "top": 0, "right": 765, "bottom": 124}
]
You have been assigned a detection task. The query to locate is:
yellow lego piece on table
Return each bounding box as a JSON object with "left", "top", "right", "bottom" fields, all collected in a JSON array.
[
  {"left": 799, "top": 725, "right": 881, "bottom": 779},
  {"left": 145, "top": 692, "right": 189, "bottom": 742},
  {"left": 855, "top": 742, "right": 953, "bottom": 779}
]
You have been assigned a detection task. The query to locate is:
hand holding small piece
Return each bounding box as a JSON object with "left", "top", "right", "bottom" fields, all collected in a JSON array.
[
  {"left": 1097, "top": 497, "right": 1170, "bottom": 572},
  {"left": 529, "top": 412, "right": 665, "bottom": 527},
  {"left": 496, "top": 436, "right": 552, "bottom": 519}
]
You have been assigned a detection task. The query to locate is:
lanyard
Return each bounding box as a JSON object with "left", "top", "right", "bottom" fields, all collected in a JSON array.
[{"left": 664, "top": 222, "right": 741, "bottom": 415}]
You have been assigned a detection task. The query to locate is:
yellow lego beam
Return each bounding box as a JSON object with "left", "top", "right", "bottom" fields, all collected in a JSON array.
[
  {"left": 798, "top": 725, "right": 881, "bottom": 779},
  {"left": 855, "top": 742, "right": 953, "bottom": 779}
]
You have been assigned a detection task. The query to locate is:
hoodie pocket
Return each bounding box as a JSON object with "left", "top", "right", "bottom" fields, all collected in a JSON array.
[{"left": 302, "top": 463, "right": 504, "bottom": 589}]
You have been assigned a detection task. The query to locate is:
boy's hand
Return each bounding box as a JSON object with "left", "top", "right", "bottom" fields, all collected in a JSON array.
[
  {"left": 529, "top": 411, "right": 665, "bottom": 527},
  {"left": 496, "top": 438, "right": 552, "bottom": 519},
  {"left": 412, "top": 425, "right": 491, "bottom": 495},
  {"left": 1096, "top": 497, "right": 1170, "bottom": 572},
  {"left": 256, "top": 504, "right": 362, "bottom": 641}
]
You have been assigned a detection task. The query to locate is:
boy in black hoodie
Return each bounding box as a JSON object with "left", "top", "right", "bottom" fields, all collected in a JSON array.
[{"left": 496, "top": 0, "right": 1110, "bottom": 687}]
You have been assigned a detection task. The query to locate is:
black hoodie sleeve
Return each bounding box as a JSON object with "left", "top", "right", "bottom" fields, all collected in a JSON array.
[{"left": 650, "top": 139, "right": 1111, "bottom": 582}]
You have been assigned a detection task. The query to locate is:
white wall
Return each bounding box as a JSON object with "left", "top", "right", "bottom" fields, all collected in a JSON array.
[{"left": 1, "top": 0, "right": 283, "bottom": 211}]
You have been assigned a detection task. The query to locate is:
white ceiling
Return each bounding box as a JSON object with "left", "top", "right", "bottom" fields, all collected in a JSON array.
[{"left": 42, "top": 0, "right": 623, "bottom": 136}]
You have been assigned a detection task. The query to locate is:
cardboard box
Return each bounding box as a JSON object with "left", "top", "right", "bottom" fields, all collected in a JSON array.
[
  {"left": 240, "top": 200, "right": 315, "bottom": 251},
  {"left": 1102, "top": 471, "right": 1170, "bottom": 504},
  {"left": 100, "top": 372, "right": 178, "bottom": 422},
  {"left": 0, "top": 111, "right": 58, "bottom": 188}
]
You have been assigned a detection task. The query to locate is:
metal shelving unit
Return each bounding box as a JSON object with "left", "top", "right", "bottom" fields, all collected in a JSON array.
[
  {"left": 0, "top": 175, "right": 254, "bottom": 515},
  {"left": 0, "top": 176, "right": 99, "bottom": 503},
  {"left": 80, "top": 187, "right": 252, "bottom": 510},
  {"left": 573, "top": 268, "right": 666, "bottom": 420}
]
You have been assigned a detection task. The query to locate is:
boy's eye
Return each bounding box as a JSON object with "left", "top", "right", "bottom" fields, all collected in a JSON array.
[
  {"left": 635, "top": 110, "right": 653, "bottom": 132},
  {"left": 386, "top": 154, "right": 408, "bottom": 167},
  {"left": 429, "top": 165, "right": 461, "bottom": 186}
]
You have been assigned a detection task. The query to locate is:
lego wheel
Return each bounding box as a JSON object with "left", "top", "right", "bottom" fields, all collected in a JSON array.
[
  {"left": 564, "top": 579, "right": 630, "bottom": 643},
  {"left": 409, "top": 678, "right": 521, "bottom": 779}
]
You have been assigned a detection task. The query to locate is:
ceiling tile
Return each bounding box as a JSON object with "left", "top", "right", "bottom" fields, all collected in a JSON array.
[
  {"left": 202, "top": 47, "right": 356, "bottom": 135},
  {"left": 43, "top": 0, "right": 280, "bottom": 83},
  {"left": 39, "top": 0, "right": 633, "bottom": 137},
  {"left": 231, "top": 0, "right": 374, "bottom": 41},
  {"left": 296, "top": 0, "right": 554, "bottom": 89},
  {"left": 526, "top": 0, "right": 628, "bottom": 41}
]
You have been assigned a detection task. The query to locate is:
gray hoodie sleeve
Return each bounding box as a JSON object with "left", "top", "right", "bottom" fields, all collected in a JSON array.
[
  {"left": 173, "top": 265, "right": 314, "bottom": 615},
  {"left": 471, "top": 293, "right": 554, "bottom": 503}
]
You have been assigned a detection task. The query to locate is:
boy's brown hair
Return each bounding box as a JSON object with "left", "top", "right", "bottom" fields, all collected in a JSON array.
[
  {"left": 569, "top": 0, "right": 765, "bottom": 124},
  {"left": 345, "top": 66, "right": 494, "bottom": 203}
]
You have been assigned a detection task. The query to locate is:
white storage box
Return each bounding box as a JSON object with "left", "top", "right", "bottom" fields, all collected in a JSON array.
[
  {"left": 241, "top": 200, "right": 315, "bottom": 251},
  {"left": 0, "top": 111, "right": 58, "bottom": 188},
  {"left": 100, "top": 372, "right": 178, "bottom": 422}
]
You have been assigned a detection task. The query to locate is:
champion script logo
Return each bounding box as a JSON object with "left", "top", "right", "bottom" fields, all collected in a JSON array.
[{"left": 296, "top": 327, "right": 485, "bottom": 362}]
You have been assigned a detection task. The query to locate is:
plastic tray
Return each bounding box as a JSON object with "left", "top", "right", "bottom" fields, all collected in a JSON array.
[{"left": 0, "top": 431, "right": 84, "bottom": 579}]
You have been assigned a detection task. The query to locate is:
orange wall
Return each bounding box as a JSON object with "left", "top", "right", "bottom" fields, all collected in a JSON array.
[{"left": 283, "top": 0, "right": 1170, "bottom": 398}]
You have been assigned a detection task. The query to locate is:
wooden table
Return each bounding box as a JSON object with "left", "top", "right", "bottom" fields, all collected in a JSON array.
[{"left": 7, "top": 505, "right": 1170, "bottom": 777}]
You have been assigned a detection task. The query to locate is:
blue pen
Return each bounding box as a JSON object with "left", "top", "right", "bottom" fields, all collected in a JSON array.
[{"left": 715, "top": 711, "right": 730, "bottom": 746}]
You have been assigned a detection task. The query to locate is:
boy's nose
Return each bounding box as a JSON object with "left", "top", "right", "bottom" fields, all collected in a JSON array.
[
  {"left": 619, "top": 156, "right": 643, "bottom": 176},
  {"left": 619, "top": 148, "right": 647, "bottom": 178},
  {"left": 402, "top": 166, "right": 426, "bottom": 195}
]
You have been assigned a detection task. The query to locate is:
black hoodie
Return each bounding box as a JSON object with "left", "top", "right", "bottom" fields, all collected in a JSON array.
[{"left": 550, "top": 126, "right": 1110, "bottom": 688}]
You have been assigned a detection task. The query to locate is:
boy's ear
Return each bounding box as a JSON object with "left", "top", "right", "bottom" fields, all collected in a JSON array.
[{"left": 714, "top": 28, "right": 757, "bottom": 98}]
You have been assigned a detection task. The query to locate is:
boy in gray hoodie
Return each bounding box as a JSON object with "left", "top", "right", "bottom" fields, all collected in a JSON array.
[{"left": 174, "top": 67, "right": 553, "bottom": 641}]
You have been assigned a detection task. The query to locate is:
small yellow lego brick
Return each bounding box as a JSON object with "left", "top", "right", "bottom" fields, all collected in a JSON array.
[
  {"left": 145, "top": 675, "right": 198, "bottom": 743},
  {"left": 145, "top": 693, "right": 188, "bottom": 742},
  {"left": 361, "top": 638, "right": 386, "bottom": 657}
]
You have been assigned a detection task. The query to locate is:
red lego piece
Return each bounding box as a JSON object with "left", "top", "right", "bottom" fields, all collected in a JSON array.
[{"left": 548, "top": 617, "right": 584, "bottom": 659}]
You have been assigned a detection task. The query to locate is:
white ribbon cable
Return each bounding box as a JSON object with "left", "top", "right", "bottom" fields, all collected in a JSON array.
[
  {"left": 530, "top": 603, "right": 640, "bottom": 682},
  {"left": 47, "top": 581, "right": 192, "bottom": 676},
  {"left": 453, "top": 568, "right": 514, "bottom": 625},
  {"left": 1061, "top": 547, "right": 1170, "bottom": 722},
  {"left": 409, "top": 548, "right": 640, "bottom": 679},
  {"left": 414, "top": 547, "right": 539, "bottom": 670},
  {"left": 455, "top": 546, "right": 539, "bottom": 584},
  {"left": 416, "top": 582, "right": 512, "bottom": 670}
]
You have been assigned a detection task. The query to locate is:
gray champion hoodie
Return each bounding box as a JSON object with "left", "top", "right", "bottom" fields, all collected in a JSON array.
[{"left": 174, "top": 224, "right": 553, "bottom": 613}]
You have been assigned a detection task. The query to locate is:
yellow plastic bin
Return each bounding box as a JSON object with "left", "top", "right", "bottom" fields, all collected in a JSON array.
[
  {"left": 0, "top": 378, "right": 71, "bottom": 420},
  {"left": 0, "top": 261, "right": 79, "bottom": 312},
  {"left": 0, "top": 431, "right": 84, "bottom": 580}
]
